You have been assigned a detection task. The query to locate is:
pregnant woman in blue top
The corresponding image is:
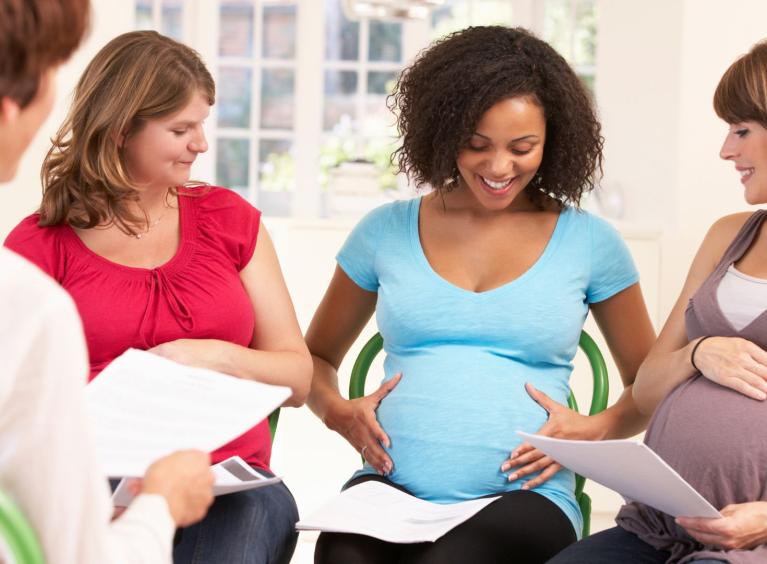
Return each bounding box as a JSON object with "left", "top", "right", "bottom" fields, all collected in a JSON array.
[{"left": 306, "top": 26, "right": 655, "bottom": 564}]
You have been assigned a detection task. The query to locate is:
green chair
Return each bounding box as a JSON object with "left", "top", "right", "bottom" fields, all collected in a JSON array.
[
  {"left": 0, "top": 489, "right": 44, "bottom": 564},
  {"left": 268, "top": 410, "right": 280, "bottom": 441},
  {"left": 348, "top": 330, "right": 609, "bottom": 538}
]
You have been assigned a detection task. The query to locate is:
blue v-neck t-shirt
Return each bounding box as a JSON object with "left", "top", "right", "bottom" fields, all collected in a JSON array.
[{"left": 337, "top": 197, "right": 639, "bottom": 537}]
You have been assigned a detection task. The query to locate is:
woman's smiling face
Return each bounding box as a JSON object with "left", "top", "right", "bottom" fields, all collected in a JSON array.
[{"left": 455, "top": 96, "right": 546, "bottom": 211}]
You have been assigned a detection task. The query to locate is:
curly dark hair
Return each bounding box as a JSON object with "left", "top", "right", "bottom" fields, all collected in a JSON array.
[{"left": 390, "top": 26, "right": 603, "bottom": 208}]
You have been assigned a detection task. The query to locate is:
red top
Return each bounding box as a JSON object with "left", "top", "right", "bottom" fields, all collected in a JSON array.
[{"left": 4, "top": 186, "right": 272, "bottom": 469}]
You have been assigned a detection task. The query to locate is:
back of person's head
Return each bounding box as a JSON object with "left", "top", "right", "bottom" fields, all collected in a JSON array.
[
  {"left": 714, "top": 40, "right": 767, "bottom": 127},
  {"left": 391, "top": 25, "right": 602, "bottom": 208},
  {"left": 0, "top": 0, "right": 90, "bottom": 107},
  {"left": 40, "top": 30, "right": 215, "bottom": 230}
]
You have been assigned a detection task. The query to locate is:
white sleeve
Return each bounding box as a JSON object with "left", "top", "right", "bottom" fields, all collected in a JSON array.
[{"left": 0, "top": 252, "right": 175, "bottom": 564}]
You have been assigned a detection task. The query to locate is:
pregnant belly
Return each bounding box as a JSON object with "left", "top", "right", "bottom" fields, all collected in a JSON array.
[
  {"left": 376, "top": 387, "right": 550, "bottom": 502},
  {"left": 647, "top": 375, "right": 767, "bottom": 504}
]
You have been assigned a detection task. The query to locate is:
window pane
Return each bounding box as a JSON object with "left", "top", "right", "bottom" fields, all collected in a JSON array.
[
  {"left": 365, "top": 70, "right": 397, "bottom": 120},
  {"left": 161, "top": 0, "right": 183, "bottom": 41},
  {"left": 216, "top": 138, "right": 251, "bottom": 192},
  {"left": 544, "top": 0, "right": 572, "bottom": 60},
  {"left": 261, "top": 69, "right": 295, "bottom": 130},
  {"left": 324, "top": 70, "right": 358, "bottom": 131},
  {"left": 218, "top": 67, "right": 252, "bottom": 128},
  {"left": 135, "top": 0, "right": 153, "bottom": 28},
  {"left": 369, "top": 21, "right": 401, "bottom": 62},
  {"left": 263, "top": 5, "right": 296, "bottom": 59},
  {"left": 431, "top": 0, "right": 513, "bottom": 40},
  {"left": 573, "top": 0, "right": 596, "bottom": 67},
  {"left": 578, "top": 73, "right": 595, "bottom": 94},
  {"left": 219, "top": 2, "right": 254, "bottom": 57},
  {"left": 259, "top": 139, "right": 294, "bottom": 192},
  {"left": 325, "top": 0, "right": 359, "bottom": 61}
]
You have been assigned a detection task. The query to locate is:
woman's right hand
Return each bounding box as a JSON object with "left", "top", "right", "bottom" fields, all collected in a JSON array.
[
  {"left": 324, "top": 373, "right": 402, "bottom": 475},
  {"left": 693, "top": 336, "right": 767, "bottom": 400},
  {"left": 141, "top": 450, "right": 215, "bottom": 527}
]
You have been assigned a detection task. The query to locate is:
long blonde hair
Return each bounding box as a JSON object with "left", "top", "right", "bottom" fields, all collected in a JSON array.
[{"left": 39, "top": 30, "right": 215, "bottom": 235}]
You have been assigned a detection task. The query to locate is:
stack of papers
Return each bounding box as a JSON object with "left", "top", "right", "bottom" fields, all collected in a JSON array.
[
  {"left": 86, "top": 348, "right": 290, "bottom": 478},
  {"left": 297, "top": 481, "right": 499, "bottom": 543},
  {"left": 112, "top": 455, "right": 282, "bottom": 506},
  {"left": 516, "top": 431, "right": 721, "bottom": 518}
]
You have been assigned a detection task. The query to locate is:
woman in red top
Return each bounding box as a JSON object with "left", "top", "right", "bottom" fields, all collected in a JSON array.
[{"left": 4, "top": 30, "right": 312, "bottom": 564}]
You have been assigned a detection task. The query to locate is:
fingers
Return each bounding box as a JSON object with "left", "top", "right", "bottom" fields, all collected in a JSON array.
[
  {"left": 502, "top": 450, "right": 555, "bottom": 483},
  {"left": 675, "top": 516, "right": 721, "bottom": 534},
  {"left": 501, "top": 446, "right": 545, "bottom": 472},
  {"left": 748, "top": 342, "right": 767, "bottom": 369},
  {"left": 676, "top": 516, "right": 732, "bottom": 548},
  {"left": 372, "top": 373, "right": 402, "bottom": 402},
  {"left": 359, "top": 441, "right": 392, "bottom": 475},
  {"left": 355, "top": 408, "right": 393, "bottom": 474},
  {"left": 525, "top": 383, "right": 557, "bottom": 413},
  {"left": 521, "top": 463, "right": 562, "bottom": 490},
  {"left": 507, "top": 442, "right": 536, "bottom": 462},
  {"left": 723, "top": 371, "right": 767, "bottom": 401}
]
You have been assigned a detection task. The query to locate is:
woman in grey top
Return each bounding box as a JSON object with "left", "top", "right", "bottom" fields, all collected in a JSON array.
[{"left": 548, "top": 41, "right": 767, "bottom": 564}]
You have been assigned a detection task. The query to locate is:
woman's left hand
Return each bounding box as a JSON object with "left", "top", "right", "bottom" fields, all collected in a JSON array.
[
  {"left": 500, "top": 383, "right": 607, "bottom": 489},
  {"left": 149, "top": 339, "right": 224, "bottom": 373},
  {"left": 677, "top": 502, "right": 767, "bottom": 550}
]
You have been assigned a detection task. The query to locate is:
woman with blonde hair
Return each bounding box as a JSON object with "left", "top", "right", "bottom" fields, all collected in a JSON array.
[
  {"left": 548, "top": 40, "right": 767, "bottom": 564},
  {"left": 4, "top": 30, "right": 311, "bottom": 564}
]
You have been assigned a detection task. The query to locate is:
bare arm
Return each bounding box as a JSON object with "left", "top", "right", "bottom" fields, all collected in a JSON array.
[
  {"left": 150, "top": 226, "right": 313, "bottom": 407},
  {"left": 632, "top": 212, "right": 762, "bottom": 414},
  {"left": 305, "top": 265, "right": 400, "bottom": 474},
  {"left": 306, "top": 265, "right": 376, "bottom": 419},
  {"left": 585, "top": 282, "right": 656, "bottom": 437}
]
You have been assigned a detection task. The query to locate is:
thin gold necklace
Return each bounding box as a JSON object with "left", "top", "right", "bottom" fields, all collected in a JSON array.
[{"left": 132, "top": 198, "right": 171, "bottom": 239}]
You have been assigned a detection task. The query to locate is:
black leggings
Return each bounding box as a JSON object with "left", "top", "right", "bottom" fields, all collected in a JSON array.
[{"left": 314, "top": 475, "right": 577, "bottom": 564}]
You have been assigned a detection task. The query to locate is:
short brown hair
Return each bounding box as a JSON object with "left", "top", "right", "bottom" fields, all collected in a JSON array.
[
  {"left": 714, "top": 40, "right": 767, "bottom": 127},
  {"left": 39, "top": 31, "right": 215, "bottom": 234},
  {"left": 0, "top": 0, "right": 90, "bottom": 107},
  {"left": 390, "top": 26, "right": 603, "bottom": 208}
]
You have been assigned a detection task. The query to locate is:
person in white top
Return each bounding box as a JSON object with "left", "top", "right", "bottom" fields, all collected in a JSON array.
[{"left": 0, "top": 1, "right": 214, "bottom": 562}]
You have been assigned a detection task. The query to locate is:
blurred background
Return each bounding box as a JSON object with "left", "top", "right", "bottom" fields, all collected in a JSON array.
[{"left": 3, "top": 1, "right": 766, "bottom": 561}]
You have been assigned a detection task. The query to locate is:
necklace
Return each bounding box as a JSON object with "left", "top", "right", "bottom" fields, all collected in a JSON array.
[
  {"left": 132, "top": 199, "right": 170, "bottom": 239},
  {"left": 133, "top": 214, "right": 164, "bottom": 239}
]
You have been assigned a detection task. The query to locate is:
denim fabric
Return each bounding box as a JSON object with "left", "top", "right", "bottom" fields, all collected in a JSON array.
[
  {"left": 173, "top": 473, "right": 298, "bottom": 564},
  {"left": 546, "top": 526, "right": 727, "bottom": 564}
]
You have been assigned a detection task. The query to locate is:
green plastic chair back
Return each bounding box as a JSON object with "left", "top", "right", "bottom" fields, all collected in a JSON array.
[
  {"left": 348, "top": 330, "right": 609, "bottom": 539},
  {"left": 268, "top": 410, "right": 280, "bottom": 441},
  {"left": 0, "top": 489, "right": 44, "bottom": 564}
]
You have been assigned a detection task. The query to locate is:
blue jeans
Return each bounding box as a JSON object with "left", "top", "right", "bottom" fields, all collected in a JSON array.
[
  {"left": 545, "top": 526, "right": 726, "bottom": 564},
  {"left": 173, "top": 472, "right": 299, "bottom": 564}
]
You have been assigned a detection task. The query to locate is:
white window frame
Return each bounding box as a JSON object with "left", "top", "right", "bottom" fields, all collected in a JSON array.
[{"left": 133, "top": 0, "right": 595, "bottom": 219}]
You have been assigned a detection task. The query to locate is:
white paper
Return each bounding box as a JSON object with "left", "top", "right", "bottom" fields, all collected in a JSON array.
[
  {"left": 112, "top": 455, "right": 282, "bottom": 506},
  {"left": 86, "top": 348, "right": 290, "bottom": 477},
  {"left": 516, "top": 431, "right": 721, "bottom": 518},
  {"left": 296, "top": 481, "right": 500, "bottom": 543}
]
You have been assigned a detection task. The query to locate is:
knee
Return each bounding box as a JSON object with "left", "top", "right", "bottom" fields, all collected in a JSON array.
[{"left": 314, "top": 533, "right": 378, "bottom": 564}]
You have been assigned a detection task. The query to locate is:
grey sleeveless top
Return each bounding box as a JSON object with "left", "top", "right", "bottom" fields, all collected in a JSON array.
[{"left": 617, "top": 210, "right": 767, "bottom": 564}]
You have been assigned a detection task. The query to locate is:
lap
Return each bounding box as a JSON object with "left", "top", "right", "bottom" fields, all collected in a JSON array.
[
  {"left": 174, "top": 473, "right": 299, "bottom": 564},
  {"left": 545, "top": 526, "right": 669, "bottom": 564},
  {"left": 316, "top": 475, "right": 576, "bottom": 564}
]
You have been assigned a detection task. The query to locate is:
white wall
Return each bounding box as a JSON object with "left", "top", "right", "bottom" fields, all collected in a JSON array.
[{"left": 595, "top": 0, "right": 767, "bottom": 319}]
